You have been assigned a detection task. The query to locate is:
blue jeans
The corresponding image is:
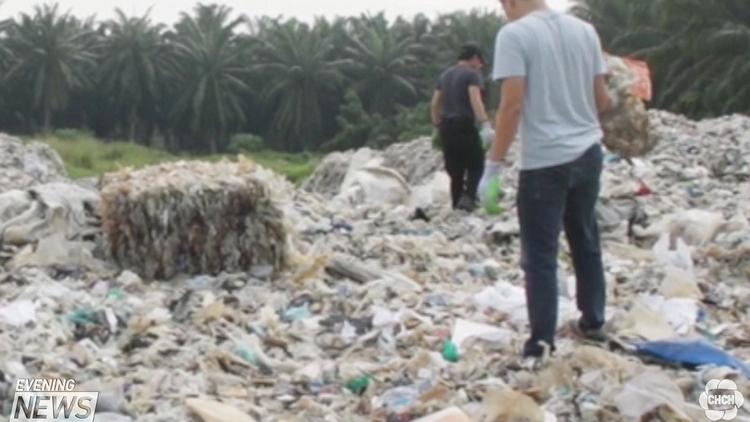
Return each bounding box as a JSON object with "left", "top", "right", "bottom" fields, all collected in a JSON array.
[{"left": 516, "top": 143, "right": 607, "bottom": 357}]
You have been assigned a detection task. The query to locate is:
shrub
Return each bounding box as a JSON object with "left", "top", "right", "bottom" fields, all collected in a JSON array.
[
  {"left": 53, "top": 128, "right": 94, "bottom": 141},
  {"left": 229, "top": 134, "right": 265, "bottom": 153}
]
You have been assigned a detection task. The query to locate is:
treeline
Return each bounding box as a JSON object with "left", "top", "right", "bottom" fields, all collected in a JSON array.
[
  {"left": 0, "top": 3, "right": 504, "bottom": 153},
  {"left": 0, "top": 0, "right": 748, "bottom": 154},
  {"left": 573, "top": 0, "right": 750, "bottom": 119}
]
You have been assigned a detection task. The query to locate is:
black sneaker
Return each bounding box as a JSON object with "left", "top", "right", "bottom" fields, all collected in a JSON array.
[
  {"left": 456, "top": 195, "right": 477, "bottom": 212},
  {"left": 565, "top": 318, "right": 609, "bottom": 343}
]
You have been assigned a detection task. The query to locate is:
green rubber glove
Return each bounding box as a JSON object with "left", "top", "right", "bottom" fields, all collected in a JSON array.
[{"left": 478, "top": 160, "right": 504, "bottom": 214}]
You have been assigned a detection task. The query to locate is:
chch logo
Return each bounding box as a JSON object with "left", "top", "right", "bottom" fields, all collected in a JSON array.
[{"left": 699, "top": 379, "right": 745, "bottom": 421}]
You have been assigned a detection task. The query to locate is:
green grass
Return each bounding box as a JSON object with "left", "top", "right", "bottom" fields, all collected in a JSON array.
[{"left": 29, "top": 133, "right": 320, "bottom": 184}]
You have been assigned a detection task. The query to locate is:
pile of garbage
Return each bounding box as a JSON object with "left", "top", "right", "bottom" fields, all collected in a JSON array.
[
  {"left": 0, "top": 134, "right": 68, "bottom": 190},
  {"left": 1, "top": 110, "right": 750, "bottom": 422}
]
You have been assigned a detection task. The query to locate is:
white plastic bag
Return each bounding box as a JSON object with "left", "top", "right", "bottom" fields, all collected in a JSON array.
[{"left": 652, "top": 233, "right": 694, "bottom": 274}]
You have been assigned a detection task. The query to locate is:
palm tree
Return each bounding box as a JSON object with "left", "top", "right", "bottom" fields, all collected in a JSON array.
[
  {"left": 653, "top": 0, "right": 750, "bottom": 116},
  {"left": 573, "top": 0, "right": 750, "bottom": 118},
  {"left": 1, "top": 3, "right": 749, "bottom": 150},
  {"left": 250, "top": 18, "right": 346, "bottom": 151},
  {"left": 169, "top": 3, "right": 250, "bottom": 153},
  {"left": 97, "top": 9, "right": 175, "bottom": 144},
  {"left": 434, "top": 10, "right": 505, "bottom": 64},
  {"left": 393, "top": 14, "right": 442, "bottom": 97},
  {"left": 340, "top": 15, "right": 421, "bottom": 116},
  {"left": 3, "top": 3, "right": 98, "bottom": 131}
]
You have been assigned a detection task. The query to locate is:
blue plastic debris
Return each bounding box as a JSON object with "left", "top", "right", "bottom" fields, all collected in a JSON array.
[
  {"left": 283, "top": 303, "right": 312, "bottom": 321},
  {"left": 604, "top": 153, "right": 620, "bottom": 163},
  {"left": 331, "top": 221, "right": 353, "bottom": 231},
  {"left": 635, "top": 339, "right": 750, "bottom": 378},
  {"left": 686, "top": 185, "right": 704, "bottom": 198}
]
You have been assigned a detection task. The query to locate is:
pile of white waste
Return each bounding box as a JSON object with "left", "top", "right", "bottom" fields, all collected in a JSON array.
[{"left": 2, "top": 111, "right": 750, "bottom": 422}]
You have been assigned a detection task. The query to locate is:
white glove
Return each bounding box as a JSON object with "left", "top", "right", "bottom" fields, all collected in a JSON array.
[
  {"left": 479, "top": 121, "right": 495, "bottom": 148},
  {"left": 478, "top": 160, "right": 504, "bottom": 203}
]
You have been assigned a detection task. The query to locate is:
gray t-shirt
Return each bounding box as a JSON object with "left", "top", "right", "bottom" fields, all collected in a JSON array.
[
  {"left": 437, "top": 64, "right": 484, "bottom": 120},
  {"left": 491, "top": 10, "right": 608, "bottom": 170}
]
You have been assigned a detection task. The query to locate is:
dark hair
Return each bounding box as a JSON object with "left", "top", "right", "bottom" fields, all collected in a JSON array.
[{"left": 458, "top": 42, "right": 485, "bottom": 63}]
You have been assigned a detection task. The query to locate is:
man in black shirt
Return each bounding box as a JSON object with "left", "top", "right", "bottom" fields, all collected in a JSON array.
[{"left": 430, "top": 43, "right": 494, "bottom": 211}]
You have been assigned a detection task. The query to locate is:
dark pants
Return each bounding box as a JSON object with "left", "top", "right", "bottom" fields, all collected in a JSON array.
[
  {"left": 517, "top": 143, "right": 607, "bottom": 357},
  {"left": 439, "top": 117, "right": 484, "bottom": 208}
]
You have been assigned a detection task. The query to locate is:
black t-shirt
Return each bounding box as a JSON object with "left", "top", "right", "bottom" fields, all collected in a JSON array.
[{"left": 437, "top": 64, "right": 484, "bottom": 120}]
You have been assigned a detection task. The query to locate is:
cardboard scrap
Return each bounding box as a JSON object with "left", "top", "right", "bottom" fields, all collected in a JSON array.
[{"left": 185, "top": 398, "right": 258, "bottom": 422}]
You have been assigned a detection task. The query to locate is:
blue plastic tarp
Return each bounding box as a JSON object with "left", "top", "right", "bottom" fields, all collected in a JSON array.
[{"left": 635, "top": 338, "right": 750, "bottom": 378}]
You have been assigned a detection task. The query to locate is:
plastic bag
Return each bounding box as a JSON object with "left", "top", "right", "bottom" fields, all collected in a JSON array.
[
  {"left": 605, "top": 53, "right": 652, "bottom": 101},
  {"left": 601, "top": 53, "right": 656, "bottom": 158},
  {"left": 652, "top": 233, "right": 694, "bottom": 274},
  {"left": 612, "top": 372, "right": 692, "bottom": 421}
]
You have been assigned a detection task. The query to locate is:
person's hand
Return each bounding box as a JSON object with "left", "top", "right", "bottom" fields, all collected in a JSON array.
[
  {"left": 479, "top": 121, "right": 495, "bottom": 148},
  {"left": 478, "top": 160, "right": 504, "bottom": 203}
]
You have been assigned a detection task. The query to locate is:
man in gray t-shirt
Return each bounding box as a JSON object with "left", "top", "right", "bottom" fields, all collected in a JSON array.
[
  {"left": 430, "top": 43, "right": 493, "bottom": 211},
  {"left": 478, "top": 0, "right": 615, "bottom": 359}
]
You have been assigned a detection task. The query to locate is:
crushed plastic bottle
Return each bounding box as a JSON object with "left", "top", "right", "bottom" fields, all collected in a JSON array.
[
  {"left": 441, "top": 339, "right": 459, "bottom": 362},
  {"left": 107, "top": 288, "right": 125, "bottom": 299},
  {"left": 345, "top": 375, "right": 372, "bottom": 395},
  {"left": 69, "top": 308, "right": 100, "bottom": 324},
  {"left": 283, "top": 303, "right": 312, "bottom": 321},
  {"left": 604, "top": 152, "right": 620, "bottom": 163},
  {"left": 381, "top": 385, "right": 419, "bottom": 411},
  {"left": 234, "top": 344, "right": 259, "bottom": 365}
]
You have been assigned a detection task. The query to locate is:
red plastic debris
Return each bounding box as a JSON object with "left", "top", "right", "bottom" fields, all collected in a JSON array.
[{"left": 636, "top": 182, "right": 652, "bottom": 196}]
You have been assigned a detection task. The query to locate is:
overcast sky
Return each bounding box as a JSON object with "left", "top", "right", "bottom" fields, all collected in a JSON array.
[{"left": 0, "top": 0, "right": 571, "bottom": 25}]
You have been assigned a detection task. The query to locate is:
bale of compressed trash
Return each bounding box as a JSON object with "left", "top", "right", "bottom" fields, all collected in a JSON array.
[
  {"left": 601, "top": 54, "right": 656, "bottom": 158},
  {"left": 99, "top": 157, "right": 292, "bottom": 280}
]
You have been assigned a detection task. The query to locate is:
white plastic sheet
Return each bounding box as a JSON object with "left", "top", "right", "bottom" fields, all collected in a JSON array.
[
  {"left": 472, "top": 281, "right": 577, "bottom": 328},
  {"left": 450, "top": 318, "right": 513, "bottom": 352},
  {"left": 0, "top": 299, "right": 36, "bottom": 326}
]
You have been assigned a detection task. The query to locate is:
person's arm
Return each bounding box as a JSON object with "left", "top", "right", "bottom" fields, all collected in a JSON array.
[
  {"left": 594, "top": 75, "right": 612, "bottom": 114},
  {"left": 468, "top": 73, "right": 489, "bottom": 123},
  {"left": 591, "top": 28, "right": 613, "bottom": 114},
  {"left": 490, "top": 77, "right": 524, "bottom": 162},
  {"left": 430, "top": 89, "right": 443, "bottom": 126},
  {"left": 488, "top": 28, "right": 526, "bottom": 162}
]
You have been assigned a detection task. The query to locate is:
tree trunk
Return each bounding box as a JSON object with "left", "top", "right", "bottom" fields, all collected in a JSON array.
[
  {"left": 208, "top": 134, "right": 217, "bottom": 154},
  {"left": 130, "top": 120, "right": 136, "bottom": 143},
  {"left": 164, "top": 131, "right": 174, "bottom": 152},
  {"left": 43, "top": 100, "right": 52, "bottom": 133}
]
